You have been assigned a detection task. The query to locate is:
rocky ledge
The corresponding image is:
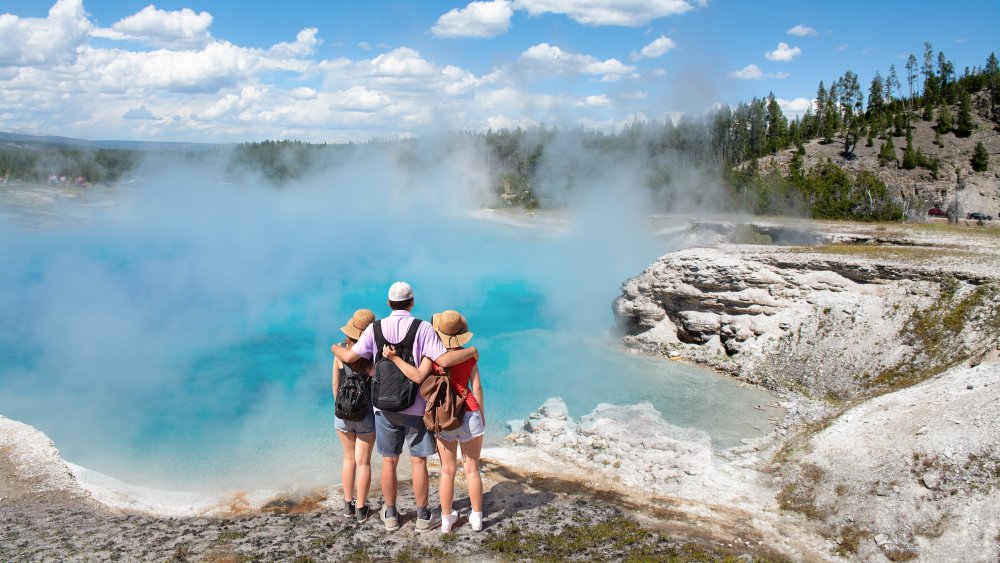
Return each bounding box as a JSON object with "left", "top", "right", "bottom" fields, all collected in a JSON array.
[
  {"left": 600, "top": 219, "right": 1000, "bottom": 561},
  {"left": 614, "top": 221, "right": 1000, "bottom": 400}
]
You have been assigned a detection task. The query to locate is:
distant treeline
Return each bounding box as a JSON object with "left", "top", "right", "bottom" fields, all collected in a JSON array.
[
  {"left": 2, "top": 44, "right": 996, "bottom": 221},
  {"left": 0, "top": 145, "right": 139, "bottom": 185}
]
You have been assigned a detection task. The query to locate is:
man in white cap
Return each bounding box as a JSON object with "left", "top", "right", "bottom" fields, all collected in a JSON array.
[{"left": 331, "top": 281, "right": 477, "bottom": 532}]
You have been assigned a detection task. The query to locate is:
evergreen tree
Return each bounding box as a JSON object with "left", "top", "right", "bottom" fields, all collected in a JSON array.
[
  {"left": 986, "top": 52, "right": 1000, "bottom": 122},
  {"left": 936, "top": 101, "right": 953, "bottom": 134},
  {"left": 748, "top": 97, "right": 767, "bottom": 157},
  {"left": 905, "top": 54, "right": 918, "bottom": 108},
  {"left": 886, "top": 64, "right": 901, "bottom": 106},
  {"left": 868, "top": 72, "right": 886, "bottom": 134},
  {"left": 838, "top": 70, "right": 864, "bottom": 157},
  {"left": 868, "top": 72, "right": 885, "bottom": 117},
  {"left": 902, "top": 127, "right": 918, "bottom": 169},
  {"left": 955, "top": 87, "right": 974, "bottom": 137},
  {"left": 922, "top": 42, "right": 934, "bottom": 86},
  {"left": 789, "top": 117, "right": 801, "bottom": 147},
  {"left": 971, "top": 141, "right": 989, "bottom": 172},
  {"left": 893, "top": 111, "right": 907, "bottom": 136},
  {"left": 765, "top": 92, "right": 788, "bottom": 153},
  {"left": 815, "top": 81, "right": 827, "bottom": 140},
  {"left": 878, "top": 135, "right": 896, "bottom": 167},
  {"left": 789, "top": 144, "right": 805, "bottom": 181}
]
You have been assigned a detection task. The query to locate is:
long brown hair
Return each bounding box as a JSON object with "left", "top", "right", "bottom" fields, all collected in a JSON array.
[{"left": 343, "top": 336, "right": 373, "bottom": 375}]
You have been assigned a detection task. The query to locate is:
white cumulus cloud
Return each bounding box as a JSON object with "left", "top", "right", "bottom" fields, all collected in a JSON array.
[
  {"left": 432, "top": 0, "right": 513, "bottom": 38},
  {"left": 289, "top": 87, "right": 318, "bottom": 100},
  {"left": 0, "top": 0, "right": 91, "bottom": 67},
  {"left": 728, "top": 64, "right": 763, "bottom": 80},
  {"left": 765, "top": 42, "right": 801, "bottom": 62},
  {"left": 576, "top": 94, "right": 611, "bottom": 107},
  {"left": 268, "top": 28, "right": 321, "bottom": 58},
  {"left": 787, "top": 24, "right": 816, "bottom": 37},
  {"left": 726, "top": 64, "right": 790, "bottom": 80},
  {"left": 328, "top": 86, "right": 392, "bottom": 111},
  {"left": 778, "top": 97, "right": 813, "bottom": 117},
  {"left": 513, "top": 0, "right": 701, "bottom": 26},
  {"left": 97, "top": 5, "right": 213, "bottom": 49},
  {"left": 632, "top": 35, "right": 676, "bottom": 61},
  {"left": 519, "top": 43, "right": 635, "bottom": 81}
]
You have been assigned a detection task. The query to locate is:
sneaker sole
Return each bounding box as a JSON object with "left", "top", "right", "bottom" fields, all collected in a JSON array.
[
  {"left": 415, "top": 519, "right": 435, "bottom": 532},
  {"left": 381, "top": 516, "right": 400, "bottom": 531}
]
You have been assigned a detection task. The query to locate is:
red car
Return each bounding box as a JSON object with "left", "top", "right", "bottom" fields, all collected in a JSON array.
[{"left": 928, "top": 207, "right": 947, "bottom": 217}]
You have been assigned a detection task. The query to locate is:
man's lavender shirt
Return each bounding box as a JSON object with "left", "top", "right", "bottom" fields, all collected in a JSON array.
[{"left": 352, "top": 310, "right": 446, "bottom": 417}]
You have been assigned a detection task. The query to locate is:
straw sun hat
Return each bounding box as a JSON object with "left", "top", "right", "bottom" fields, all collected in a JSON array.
[
  {"left": 432, "top": 310, "right": 473, "bottom": 348},
  {"left": 340, "top": 309, "right": 375, "bottom": 340}
]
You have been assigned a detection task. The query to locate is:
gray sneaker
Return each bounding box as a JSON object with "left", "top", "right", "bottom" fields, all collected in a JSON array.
[
  {"left": 380, "top": 506, "right": 400, "bottom": 531},
  {"left": 356, "top": 503, "right": 370, "bottom": 523},
  {"left": 343, "top": 499, "right": 355, "bottom": 518},
  {"left": 415, "top": 510, "right": 435, "bottom": 532}
]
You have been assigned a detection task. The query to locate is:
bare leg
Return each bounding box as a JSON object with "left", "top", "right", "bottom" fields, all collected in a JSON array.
[
  {"left": 437, "top": 438, "right": 459, "bottom": 515},
  {"left": 460, "top": 436, "right": 484, "bottom": 512},
  {"left": 336, "top": 430, "right": 357, "bottom": 502},
  {"left": 381, "top": 456, "right": 399, "bottom": 507},
  {"left": 354, "top": 432, "right": 375, "bottom": 507},
  {"left": 411, "top": 456, "right": 430, "bottom": 508}
]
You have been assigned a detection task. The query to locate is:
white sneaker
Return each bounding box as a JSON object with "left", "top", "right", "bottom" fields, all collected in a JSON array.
[
  {"left": 469, "top": 511, "right": 483, "bottom": 531},
  {"left": 441, "top": 510, "right": 458, "bottom": 533}
]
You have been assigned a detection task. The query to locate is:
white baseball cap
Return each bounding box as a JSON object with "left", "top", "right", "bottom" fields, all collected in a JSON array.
[{"left": 388, "top": 281, "right": 414, "bottom": 302}]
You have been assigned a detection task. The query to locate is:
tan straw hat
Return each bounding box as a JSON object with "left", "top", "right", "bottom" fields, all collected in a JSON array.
[
  {"left": 340, "top": 309, "right": 375, "bottom": 340},
  {"left": 432, "top": 310, "right": 473, "bottom": 348}
]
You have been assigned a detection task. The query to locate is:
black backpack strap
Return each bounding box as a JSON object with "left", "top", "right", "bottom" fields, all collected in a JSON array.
[
  {"left": 401, "top": 318, "right": 422, "bottom": 346},
  {"left": 373, "top": 321, "right": 386, "bottom": 361}
]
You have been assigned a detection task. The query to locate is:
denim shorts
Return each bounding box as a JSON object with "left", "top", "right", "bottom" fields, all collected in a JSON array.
[
  {"left": 375, "top": 411, "right": 437, "bottom": 458},
  {"left": 436, "top": 410, "right": 485, "bottom": 444},
  {"left": 335, "top": 412, "right": 376, "bottom": 435}
]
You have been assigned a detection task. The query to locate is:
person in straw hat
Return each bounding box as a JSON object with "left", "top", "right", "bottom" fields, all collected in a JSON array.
[
  {"left": 333, "top": 308, "right": 377, "bottom": 522},
  {"left": 384, "top": 309, "right": 486, "bottom": 533},
  {"left": 332, "top": 282, "right": 478, "bottom": 533}
]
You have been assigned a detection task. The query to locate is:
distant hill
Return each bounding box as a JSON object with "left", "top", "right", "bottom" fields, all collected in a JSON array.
[
  {"left": 0, "top": 131, "right": 218, "bottom": 152},
  {"left": 755, "top": 90, "right": 999, "bottom": 220}
]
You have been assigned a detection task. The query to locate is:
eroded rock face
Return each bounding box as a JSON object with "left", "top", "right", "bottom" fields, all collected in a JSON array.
[
  {"left": 614, "top": 244, "right": 1000, "bottom": 398},
  {"left": 508, "top": 399, "right": 749, "bottom": 501},
  {"left": 790, "top": 360, "right": 1000, "bottom": 562},
  {"left": 0, "top": 415, "right": 87, "bottom": 503}
]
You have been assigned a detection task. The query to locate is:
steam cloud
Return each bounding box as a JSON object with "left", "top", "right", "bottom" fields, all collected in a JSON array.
[{"left": 0, "top": 132, "right": 732, "bottom": 491}]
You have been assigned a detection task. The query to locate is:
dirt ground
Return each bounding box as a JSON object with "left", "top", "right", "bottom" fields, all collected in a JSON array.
[{"left": 0, "top": 458, "right": 790, "bottom": 562}]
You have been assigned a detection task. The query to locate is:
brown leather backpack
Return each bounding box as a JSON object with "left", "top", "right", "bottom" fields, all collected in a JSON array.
[{"left": 419, "top": 369, "right": 467, "bottom": 433}]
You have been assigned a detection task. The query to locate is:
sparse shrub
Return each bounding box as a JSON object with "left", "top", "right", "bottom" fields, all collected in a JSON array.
[
  {"left": 971, "top": 141, "right": 989, "bottom": 172},
  {"left": 878, "top": 136, "right": 897, "bottom": 167}
]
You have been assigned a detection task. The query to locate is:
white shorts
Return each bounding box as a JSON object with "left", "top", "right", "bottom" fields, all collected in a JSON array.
[{"left": 435, "top": 410, "right": 485, "bottom": 443}]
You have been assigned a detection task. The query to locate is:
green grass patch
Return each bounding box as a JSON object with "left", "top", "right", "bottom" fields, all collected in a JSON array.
[
  {"left": 873, "top": 282, "right": 999, "bottom": 394},
  {"left": 904, "top": 221, "right": 1000, "bottom": 238},
  {"left": 835, "top": 524, "right": 869, "bottom": 557},
  {"left": 481, "top": 517, "right": 761, "bottom": 561},
  {"left": 777, "top": 463, "right": 827, "bottom": 520},
  {"left": 216, "top": 530, "right": 245, "bottom": 542},
  {"left": 786, "top": 243, "right": 971, "bottom": 261}
]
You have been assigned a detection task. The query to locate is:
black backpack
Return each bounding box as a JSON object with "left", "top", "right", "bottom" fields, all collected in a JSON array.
[
  {"left": 371, "top": 319, "right": 422, "bottom": 412},
  {"left": 335, "top": 363, "right": 371, "bottom": 421}
]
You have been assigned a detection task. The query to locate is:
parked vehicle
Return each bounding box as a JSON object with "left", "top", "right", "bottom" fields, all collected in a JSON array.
[
  {"left": 927, "top": 207, "right": 947, "bottom": 217},
  {"left": 967, "top": 212, "right": 994, "bottom": 221}
]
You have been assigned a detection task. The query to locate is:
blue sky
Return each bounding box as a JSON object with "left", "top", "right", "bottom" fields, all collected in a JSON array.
[{"left": 0, "top": 0, "right": 997, "bottom": 143}]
